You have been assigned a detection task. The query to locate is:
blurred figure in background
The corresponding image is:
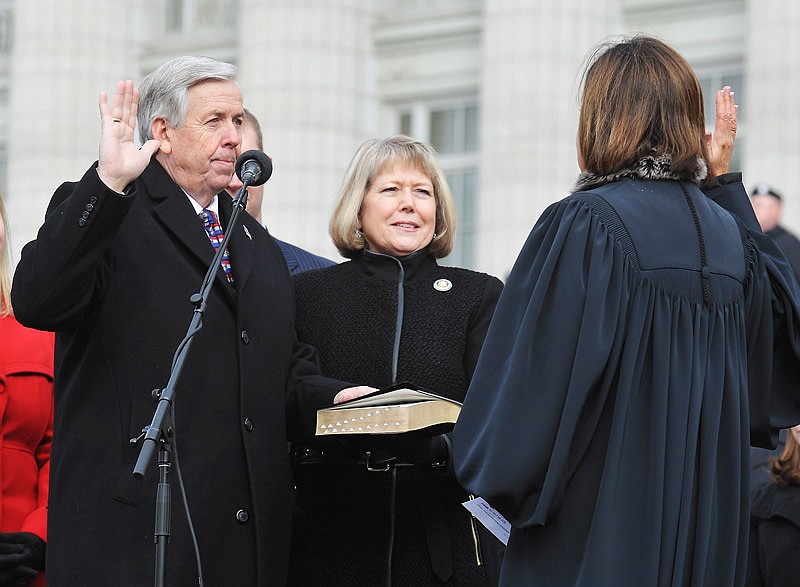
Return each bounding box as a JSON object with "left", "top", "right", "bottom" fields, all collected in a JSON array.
[
  {"left": 0, "top": 191, "right": 53, "bottom": 587},
  {"left": 749, "top": 184, "right": 800, "bottom": 488},
  {"left": 746, "top": 424, "right": 800, "bottom": 587},
  {"left": 750, "top": 184, "right": 800, "bottom": 280},
  {"left": 226, "top": 108, "right": 335, "bottom": 274}
]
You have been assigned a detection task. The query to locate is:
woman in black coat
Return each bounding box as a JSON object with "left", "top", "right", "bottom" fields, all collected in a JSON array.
[
  {"left": 747, "top": 425, "right": 800, "bottom": 586},
  {"left": 288, "top": 136, "right": 504, "bottom": 586}
]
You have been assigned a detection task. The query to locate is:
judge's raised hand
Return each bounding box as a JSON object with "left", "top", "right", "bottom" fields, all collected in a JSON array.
[
  {"left": 96, "top": 80, "right": 162, "bottom": 193},
  {"left": 705, "top": 85, "right": 738, "bottom": 177}
]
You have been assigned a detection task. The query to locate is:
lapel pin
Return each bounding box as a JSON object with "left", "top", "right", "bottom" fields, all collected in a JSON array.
[
  {"left": 243, "top": 225, "right": 252, "bottom": 240},
  {"left": 433, "top": 278, "right": 452, "bottom": 292}
]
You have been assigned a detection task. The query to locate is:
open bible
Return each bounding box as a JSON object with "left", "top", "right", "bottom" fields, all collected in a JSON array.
[{"left": 316, "top": 382, "right": 462, "bottom": 437}]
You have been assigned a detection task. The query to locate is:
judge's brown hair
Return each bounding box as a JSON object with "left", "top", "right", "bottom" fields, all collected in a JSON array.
[{"left": 577, "top": 35, "right": 709, "bottom": 181}]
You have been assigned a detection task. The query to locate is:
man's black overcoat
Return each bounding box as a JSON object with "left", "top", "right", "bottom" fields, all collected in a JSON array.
[{"left": 12, "top": 160, "right": 341, "bottom": 586}]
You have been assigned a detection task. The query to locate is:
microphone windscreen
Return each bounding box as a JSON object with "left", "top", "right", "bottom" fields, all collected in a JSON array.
[{"left": 235, "top": 150, "right": 273, "bottom": 186}]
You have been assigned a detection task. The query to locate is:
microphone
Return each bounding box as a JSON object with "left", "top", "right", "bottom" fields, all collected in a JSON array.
[{"left": 235, "top": 150, "right": 272, "bottom": 187}]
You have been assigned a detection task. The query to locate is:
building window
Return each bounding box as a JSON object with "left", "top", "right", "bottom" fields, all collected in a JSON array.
[
  {"left": 0, "top": 6, "right": 11, "bottom": 54},
  {"left": 0, "top": 88, "right": 6, "bottom": 185},
  {"left": 445, "top": 168, "right": 478, "bottom": 268},
  {"left": 400, "top": 112, "right": 412, "bottom": 136},
  {"left": 397, "top": 100, "right": 480, "bottom": 268},
  {"left": 0, "top": 146, "right": 6, "bottom": 189},
  {"left": 430, "top": 105, "right": 478, "bottom": 155},
  {"left": 165, "top": 0, "right": 184, "bottom": 32},
  {"left": 164, "top": 0, "right": 238, "bottom": 33}
]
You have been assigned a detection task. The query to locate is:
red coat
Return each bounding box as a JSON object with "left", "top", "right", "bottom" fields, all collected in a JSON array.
[{"left": 0, "top": 314, "right": 53, "bottom": 587}]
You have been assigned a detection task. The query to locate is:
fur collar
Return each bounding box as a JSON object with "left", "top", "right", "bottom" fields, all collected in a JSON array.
[{"left": 572, "top": 154, "right": 707, "bottom": 193}]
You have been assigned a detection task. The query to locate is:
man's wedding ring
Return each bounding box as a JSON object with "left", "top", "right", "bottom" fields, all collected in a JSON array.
[{"left": 111, "top": 118, "right": 121, "bottom": 123}]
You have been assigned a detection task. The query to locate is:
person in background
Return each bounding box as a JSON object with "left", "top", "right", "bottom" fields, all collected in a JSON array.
[
  {"left": 453, "top": 36, "right": 800, "bottom": 587},
  {"left": 288, "top": 135, "right": 505, "bottom": 586},
  {"left": 746, "top": 424, "right": 800, "bottom": 586},
  {"left": 0, "top": 191, "right": 53, "bottom": 587},
  {"left": 748, "top": 185, "right": 800, "bottom": 488},
  {"left": 750, "top": 184, "right": 800, "bottom": 280},
  {"left": 11, "top": 56, "right": 367, "bottom": 586},
  {"left": 226, "top": 108, "right": 335, "bottom": 274}
]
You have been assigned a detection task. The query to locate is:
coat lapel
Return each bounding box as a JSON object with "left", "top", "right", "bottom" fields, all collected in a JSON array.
[{"left": 142, "top": 160, "right": 236, "bottom": 302}]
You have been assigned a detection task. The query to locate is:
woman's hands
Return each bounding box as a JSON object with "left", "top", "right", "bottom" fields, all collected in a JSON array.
[
  {"left": 333, "top": 385, "right": 378, "bottom": 404},
  {"left": 705, "top": 85, "right": 738, "bottom": 177}
]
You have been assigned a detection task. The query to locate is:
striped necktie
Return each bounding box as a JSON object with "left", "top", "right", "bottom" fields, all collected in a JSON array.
[{"left": 198, "top": 208, "right": 234, "bottom": 284}]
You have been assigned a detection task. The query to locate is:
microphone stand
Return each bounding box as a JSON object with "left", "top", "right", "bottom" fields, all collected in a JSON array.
[{"left": 132, "top": 181, "right": 253, "bottom": 587}]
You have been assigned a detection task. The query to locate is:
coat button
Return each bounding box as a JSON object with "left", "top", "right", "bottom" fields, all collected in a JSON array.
[
  {"left": 236, "top": 509, "right": 249, "bottom": 524},
  {"left": 81, "top": 211, "right": 90, "bottom": 219},
  {"left": 85, "top": 203, "right": 94, "bottom": 211},
  {"left": 244, "top": 417, "right": 254, "bottom": 432},
  {"left": 241, "top": 330, "right": 250, "bottom": 344},
  {"left": 78, "top": 218, "right": 86, "bottom": 227},
  {"left": 89, "top": 196, "right": 98, "bottom": 204}
]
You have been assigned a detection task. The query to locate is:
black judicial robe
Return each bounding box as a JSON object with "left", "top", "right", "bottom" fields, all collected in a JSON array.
[{"left": 453, "top": 173, "right": 800, "bottom": 587}]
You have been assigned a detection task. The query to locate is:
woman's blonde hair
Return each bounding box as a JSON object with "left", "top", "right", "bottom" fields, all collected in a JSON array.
[
  {"left": 577, "top": 35, "right": 709, "bottom": 183},
  {"left": 329, "top": 135, "right": 457, "bottom": 258},
  {"left": 0, "top": 190, "right": 12, "bottom": 316}
]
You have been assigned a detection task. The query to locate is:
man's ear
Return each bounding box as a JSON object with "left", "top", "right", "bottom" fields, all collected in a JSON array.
[{"left": 151, "top": 118, "right": 171, "bottom": 154}]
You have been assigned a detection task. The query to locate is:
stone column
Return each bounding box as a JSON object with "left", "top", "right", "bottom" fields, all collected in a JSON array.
[
  {"left": 236, "top": 0, "right": 377, "bottom": 260},
  {"left": 743, "top": 0, "right": 800, "bottom": 230},
  {"left": 477, "top": 0, "right": 623, "bottom": 277},
  {"left": 6, "top": 0, "right": 138, "bottom": 264}
]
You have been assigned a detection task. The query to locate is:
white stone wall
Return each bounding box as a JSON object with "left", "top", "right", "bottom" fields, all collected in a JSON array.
[
  {"left": 477, "top": 0, "right": 624, "bottom": 278},
  {"left": 743, "top": 1, "right": 800, "bottom": 232},
  {"left": 5, "top": 0, "right": 799, "bottom": 275},
  {"left": 6, "top": 0, "right": 139, "bottom": 265},
  {"left": 236, "top": 0, "right": 377, "bottom": 261}
]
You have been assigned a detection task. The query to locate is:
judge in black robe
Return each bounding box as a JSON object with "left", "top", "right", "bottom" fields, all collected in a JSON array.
[{"left": 453, "top": 37, "right": 800, "bottom": 587}]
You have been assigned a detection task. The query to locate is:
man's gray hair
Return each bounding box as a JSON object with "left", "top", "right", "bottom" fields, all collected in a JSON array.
[{"left": 137, "top": 55, "right": 238, "bottom": 143}]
